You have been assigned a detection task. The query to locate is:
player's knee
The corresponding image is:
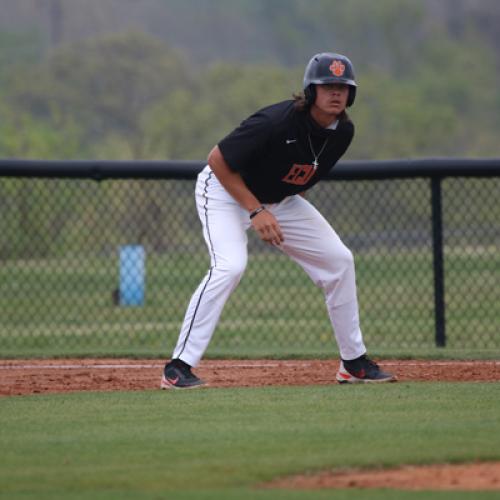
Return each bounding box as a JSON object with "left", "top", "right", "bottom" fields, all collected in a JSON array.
[
  {"left": 326, "top": 246, "right": 354, "bottom": 270},
  {"left": 217, "top": 256, "right": 247, "bottom": 283},
  {"left": 322, "top": 247, "right": 355, "bottom": 282},
  {"left": 340, "top": 248, "right": 355, "bottom": 269}
]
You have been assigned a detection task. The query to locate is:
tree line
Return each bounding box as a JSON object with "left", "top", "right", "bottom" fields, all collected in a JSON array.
[{"left": 1, "top": 29, "right": 499, "bottom": 161}]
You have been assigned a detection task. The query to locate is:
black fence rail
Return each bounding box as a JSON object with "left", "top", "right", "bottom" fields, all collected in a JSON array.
[{"left": 1, "top": 158, "right": 499, "bottom": 358}]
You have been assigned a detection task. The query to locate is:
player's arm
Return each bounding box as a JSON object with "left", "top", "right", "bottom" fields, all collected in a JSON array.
[{"left": 207, "top": 145, "right": 284, "bottom": 245}]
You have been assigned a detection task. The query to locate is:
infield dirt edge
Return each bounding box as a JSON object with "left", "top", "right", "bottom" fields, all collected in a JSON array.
[
  {"left": 262, "top": 461, "right": 500, "bottom": 491},
  {"left": 1, "top": 358, "right": 499, "bottom": 396}
]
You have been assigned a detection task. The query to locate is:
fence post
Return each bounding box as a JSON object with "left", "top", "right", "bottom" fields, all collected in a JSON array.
[{"left": 431, "top": 177, "right": 446, "bottom": 347}]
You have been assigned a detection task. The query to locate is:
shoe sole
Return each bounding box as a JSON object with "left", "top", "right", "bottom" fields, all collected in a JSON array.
[
  {"left": 336, "top": 372, "right": 398, "bottom": 384},
  {"left": 160, "top": 375, "right": 206, "bottom": 390}
]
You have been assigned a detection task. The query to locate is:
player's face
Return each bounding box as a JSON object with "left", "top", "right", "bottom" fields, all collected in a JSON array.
[{"left": 313, "top": 83, "right": 349, "bottom": 118}]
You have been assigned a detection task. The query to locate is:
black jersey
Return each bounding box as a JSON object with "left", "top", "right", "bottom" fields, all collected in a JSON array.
[{"left": 218, "top": 100, "right": 354, "bottom": 203}]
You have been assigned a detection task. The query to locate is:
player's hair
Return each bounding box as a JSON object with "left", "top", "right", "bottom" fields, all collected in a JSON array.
[
  {"left": 292, "top": 90, "right": 350, "bottom": 122},
  {"left": 292, "top": 91, "right": 309, "bottom": 111}
]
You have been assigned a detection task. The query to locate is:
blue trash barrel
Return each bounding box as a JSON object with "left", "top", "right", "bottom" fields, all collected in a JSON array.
[{"left": 119, "top": 245, "right": 145, "bottom": 306}]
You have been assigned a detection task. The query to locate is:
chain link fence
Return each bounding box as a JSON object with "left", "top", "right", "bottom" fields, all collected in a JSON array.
[{"left": 1, "top": 160, "right": 499, "bottom": 358}]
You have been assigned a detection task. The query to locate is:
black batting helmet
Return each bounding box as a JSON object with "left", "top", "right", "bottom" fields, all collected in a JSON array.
[{"left": 303, "top": 52, "right": 357, "bottom": 107}]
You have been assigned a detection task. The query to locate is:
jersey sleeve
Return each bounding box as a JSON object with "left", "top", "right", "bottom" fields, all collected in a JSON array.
[{"left": 218, "top": 110, "right": 272, "bottom": 173}]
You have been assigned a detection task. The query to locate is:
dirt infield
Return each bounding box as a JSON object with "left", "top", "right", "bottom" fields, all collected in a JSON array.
[
  {"left": 264, "top": 462, "right": 500, "bottom": 491},
  {"left": 0, "top": 358, "right": 498, "bottom": 396}
]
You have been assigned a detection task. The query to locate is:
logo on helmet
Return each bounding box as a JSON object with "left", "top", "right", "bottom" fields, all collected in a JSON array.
[{"left": 330, "top": 60, "right": 345, "bottom": 77}]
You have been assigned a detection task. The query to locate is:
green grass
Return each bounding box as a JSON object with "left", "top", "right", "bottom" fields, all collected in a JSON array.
[
  {"left": 0, "top": 250, "right": 499, "bottom": 357},
  {"left": 1, "top": 383, "right": 499, "bottom": 499}
]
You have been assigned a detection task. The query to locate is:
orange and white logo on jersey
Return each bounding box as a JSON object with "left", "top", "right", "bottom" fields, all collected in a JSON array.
[
  {"left": 330, "top": 60, "right": 345, "bottom": 77},
  {"left": 282, "top": 164, "right": 316, "bottom": 186}
]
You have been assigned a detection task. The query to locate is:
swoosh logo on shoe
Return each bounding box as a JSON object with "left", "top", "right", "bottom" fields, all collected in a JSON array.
[
  {"left": 339, "top": 372, "right": 351, "bottom": 380},
  {"left": 166, "top": 376, "right": 179, "bottom": 385},
  {"left": 353, "top": 369, "right": 366, "bottom": 379}
]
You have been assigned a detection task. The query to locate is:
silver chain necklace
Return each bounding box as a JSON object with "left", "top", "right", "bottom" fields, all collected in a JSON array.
[{"left": 307, "top": 133, "right": 329, "bottom": 170}]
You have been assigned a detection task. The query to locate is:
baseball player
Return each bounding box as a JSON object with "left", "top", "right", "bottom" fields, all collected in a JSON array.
[{"left": 161, "top": 52, "right": 396, "bottom": 389}]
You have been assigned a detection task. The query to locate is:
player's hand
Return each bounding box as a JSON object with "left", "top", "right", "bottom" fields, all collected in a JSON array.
[{"left": 251, "top": 210, "right": 284, "bottom": 246}]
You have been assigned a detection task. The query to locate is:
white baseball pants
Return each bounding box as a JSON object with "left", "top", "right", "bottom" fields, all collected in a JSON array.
[{"left": 172, "top": 166, "right": 367, "bottom": 366}]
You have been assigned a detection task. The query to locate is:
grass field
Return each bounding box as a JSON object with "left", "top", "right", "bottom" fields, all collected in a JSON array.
[
  {"left": 0, "top": 249, "right": 499, "bottom": 358},
  {"left": 1, "top": 382, "right": 499, "bottom": 499}
]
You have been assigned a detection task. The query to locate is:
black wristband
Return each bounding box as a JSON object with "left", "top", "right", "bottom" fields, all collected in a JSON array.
[{"left": 249, "top": 206, "right": 266, "bottom": 220}]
